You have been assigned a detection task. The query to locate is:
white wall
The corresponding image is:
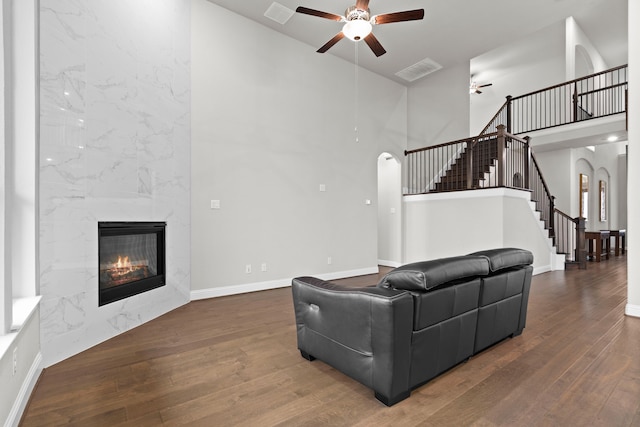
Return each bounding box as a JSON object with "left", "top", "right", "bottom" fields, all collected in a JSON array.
[
  {"left": 470, "top": 21, "right": 566, "bottom": 135},
  {"left": 625, "top": 0, "right": 640, "bottom": 317},
  {"left": 403, "top": 189, "right": 554, "bottom": 273},
  {"left": 407, "top": 62, "right": 470, "bottom": 150},
  {"left": 190, "top": 0, "right": 407, "bottom": 295},
  {"left": 0, "top": 304, "right": 41, "bottom": 427},
  {"left": 565, "top": 16, "right": 608, "bottom": 80},
  {"left": 533, "top": 148, "right": 573, "bottom": 214},
  {"left": 536, "top": 143, "right": 626, "bottom": 230},
  {"left": 39, "top": 0, "right": 191, "bottom": 366},
  {"left": 377, "top": 153, "right": 402, "bottom": 267}
]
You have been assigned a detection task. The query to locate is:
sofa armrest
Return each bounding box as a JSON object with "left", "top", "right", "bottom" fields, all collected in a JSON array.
[{"left": 292, "top": 276, "right": 414, "bottom": 405}]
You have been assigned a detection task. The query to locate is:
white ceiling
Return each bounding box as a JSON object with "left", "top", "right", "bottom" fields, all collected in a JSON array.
[{"left": 206, "top": 0, "right": 627, "bottom": 85}]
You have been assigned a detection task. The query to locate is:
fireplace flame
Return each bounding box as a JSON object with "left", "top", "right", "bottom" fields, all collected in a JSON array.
[{"left": 114, "top": 256, "right": 132, "bottom": 271}]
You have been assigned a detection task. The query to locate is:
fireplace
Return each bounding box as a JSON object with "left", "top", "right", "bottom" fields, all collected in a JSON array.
[{"left": 98, "top": 222, "right": 166, "bottom": 306}]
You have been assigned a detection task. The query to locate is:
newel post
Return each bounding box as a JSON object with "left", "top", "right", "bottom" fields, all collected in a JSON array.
[
  {"left": 575, "top": 217, "right": 587, "bottom": 269},
  {"left": 505, "top": 95, "right": 513, "bottom": 133},
  {"left": 524, "top": 136, "right": 531, "bottom": 190},
  {"left": 549, "top": 196, "right": 556, "bottom": 241},
  {"left": 466, "top": 138, "right": 474, "bottom": 189},
  {"left": 572, "top": 82, "right": 579, "bottom": 123},
  {"left": 497, "top": 124, "right": 506, "bottom": 187}
]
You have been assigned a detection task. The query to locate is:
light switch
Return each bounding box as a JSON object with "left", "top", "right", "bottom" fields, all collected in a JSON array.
[
  {"left": 210, "top": 200, "right": 220, "bottom": 209},
  {"left": 319, "top": 184, "right": 326, "bottom": 192},
  {"left": 365, "top": 199, "right": 372, "bottom": 205}
]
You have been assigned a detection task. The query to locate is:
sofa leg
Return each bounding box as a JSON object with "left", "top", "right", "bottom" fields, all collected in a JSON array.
[
  {"left": 300, "top": 350, "right": 316, "bottom": 361},
  {"left": 374, "top": 390, "right": 411, "bottom": 406},
  {"left": 512, "top": 329, "right": 523, "bottom": 337}
]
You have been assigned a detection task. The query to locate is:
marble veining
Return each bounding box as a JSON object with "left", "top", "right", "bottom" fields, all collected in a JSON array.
[{"left": 39, "top": 0, "right": 191, "bottom": 366}]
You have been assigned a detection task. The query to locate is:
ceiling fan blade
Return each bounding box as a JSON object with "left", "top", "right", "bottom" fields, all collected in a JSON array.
[
  {"left": 372, "top": 9, "right": 425, "bottom": 25},
  {"left": 477, "top": 83, "right": 493, "bottom": 88},
  {"left": 295, "top": 6, "right": 344, "bottom": 22},
  {"left": 317, "top": 32, "right": 345, "bottom": 53},
  {"left": 355, "top": 0, "right": 370, "bottom": 10},
  {"left": 364, "top": 33, "right": 386, "bottom": 57},
  {"left": 476, "top": 89, "right": 483, "bottom": 94}
]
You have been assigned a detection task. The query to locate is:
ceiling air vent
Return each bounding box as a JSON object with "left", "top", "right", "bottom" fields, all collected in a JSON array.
[
  {"left": 395, "top": 57, "right": 443, "bottom": 83},
  {"left": 264, "top": 2, "right": 295, "bottom": 25}
]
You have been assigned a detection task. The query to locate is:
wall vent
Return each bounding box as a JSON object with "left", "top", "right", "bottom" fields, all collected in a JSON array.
[
  {"left": 396, "top": 57, "right": 443, "bottom": 82},
  {"left": 264, "top": 2, "right": 295, "bottom": 25}
]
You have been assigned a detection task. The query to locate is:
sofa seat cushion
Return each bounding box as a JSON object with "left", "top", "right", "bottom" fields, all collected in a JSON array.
[
  {"left": 468, "top": 248, "right": 533, "bottom": 273},
  {"left": 378, "top": 256, "right": 489, "bottom": 291}
]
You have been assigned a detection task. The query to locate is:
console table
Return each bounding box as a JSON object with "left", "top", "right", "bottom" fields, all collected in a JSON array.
[
  {"left": 606, "top": 229, "right": 626, "bottom": 256},
  {"left": 585, "top": 231, "right": 610, "bottom": 262}
]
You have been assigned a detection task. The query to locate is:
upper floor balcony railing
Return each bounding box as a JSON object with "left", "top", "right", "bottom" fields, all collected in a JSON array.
[{"left": 480, "top": 64, "right": 628, "bottom": 136}]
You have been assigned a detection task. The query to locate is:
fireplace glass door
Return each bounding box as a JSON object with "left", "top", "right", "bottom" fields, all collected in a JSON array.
[{"left": 98, "top": 222, "right": 166, "bottom": 306}]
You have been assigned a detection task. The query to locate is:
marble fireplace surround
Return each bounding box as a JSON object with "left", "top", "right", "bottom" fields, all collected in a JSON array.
[{"left": 39, "top": 0, "right": 191, "bottom": 367}]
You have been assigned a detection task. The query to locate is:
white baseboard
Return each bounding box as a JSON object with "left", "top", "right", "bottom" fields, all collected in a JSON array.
[
  {"left": 533, "top": 265, "right": 552, "bottom": 275},
  {"left": 190, "top": 267, "right": 380, "bottom": 301},
  {"left": 625, "top": 304, "right": 640, "bottom": 318},
  {"left": 5, "top": 352, "right": 42, "bottom": 427},
  {"left": 378, "top": 259, "right": 402, "bottom": 268}
]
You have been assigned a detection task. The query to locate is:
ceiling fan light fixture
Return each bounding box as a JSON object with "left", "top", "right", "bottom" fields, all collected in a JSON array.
[{"left": 342, "top": 19, "right": 372, "bottom": 41}]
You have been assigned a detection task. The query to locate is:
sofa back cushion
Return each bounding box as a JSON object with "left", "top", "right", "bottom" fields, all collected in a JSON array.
[
  {"left": 412, "top": 277, "right": 481, "bottom": 330},
  {"left": 377, "top": 256, "right": 489, "bottom": 292},
  {"left": 467, "top": 248, "right": 533, "bottom": 272}
]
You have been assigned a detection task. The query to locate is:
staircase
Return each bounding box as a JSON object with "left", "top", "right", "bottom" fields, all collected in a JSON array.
[
  {"left": 404, "top": 64, "right": 628, "bottom": 269},
  {"left": 435, "top": 138, "right": 498, "bottom": 192}
]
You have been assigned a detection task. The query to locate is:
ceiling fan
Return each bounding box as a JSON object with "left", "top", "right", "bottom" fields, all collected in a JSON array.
[
  {"left": 469, "top": 81, "right": 493, "bottom": 94},
  {"left": 295, "top": 0, "right": 425, "bottom": 57}
]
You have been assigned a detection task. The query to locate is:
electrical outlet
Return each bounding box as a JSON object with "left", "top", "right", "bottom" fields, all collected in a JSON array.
[
  {"left": 13, "top": 347, "right": 17, "bottom": 376},
  {"left": 261, "top": 263, "right": 267, "bottom": 272},
  {"left": 245, "top": 264, "right": 252, "bottom": 274},
  {"left": 327, "top": 256, "right": 332, "bottom": 265}
]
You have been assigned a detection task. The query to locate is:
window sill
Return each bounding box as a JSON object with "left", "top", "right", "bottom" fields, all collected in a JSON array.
[{"left": 0, "top": 296, "right": 41, "bottom": 359}]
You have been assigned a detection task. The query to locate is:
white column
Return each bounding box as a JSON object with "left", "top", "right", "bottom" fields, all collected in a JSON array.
[
  {"left": 1, "top": 0, "right": 14, "bottom": 334},
  {"left": 626, "top": 0, "right": 640, "bottom": 317},
  {"left": 10, "top": 0, "right": 38, "bottom": 299}
]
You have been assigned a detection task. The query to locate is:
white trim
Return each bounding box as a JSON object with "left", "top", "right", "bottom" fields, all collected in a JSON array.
[
  {"left": 190, "top": 267, "right": 380, "bottom": 301},
  {"left": 533, "top": 265, "right": 552, "bottom": 275},
  {"left": 404, "top": 187, "right": 530, "bottom": 203},
  {"left": 378, "top": 259, "right": 402, "bottom": 268},
  {"left": 5, "top": 352, "right": 42, "bottom": 427},
  {"left": 625, "top": 304, "right": 640, "bottom": 318}
]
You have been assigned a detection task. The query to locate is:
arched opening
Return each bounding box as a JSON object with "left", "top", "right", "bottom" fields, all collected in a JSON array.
[
  {"left": 513, "top": 172, "right": 523, "bottom": 188},
  {"left": 575, "top": 44, "right": 594, "bottom": 78},
  {"left": 377, "top": 153, "right": 402, "bottom": 267}
]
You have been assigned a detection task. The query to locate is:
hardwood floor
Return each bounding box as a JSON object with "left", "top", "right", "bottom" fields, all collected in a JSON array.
[{"left": 21, "top": 257, "right": 639, "bottom": 426}]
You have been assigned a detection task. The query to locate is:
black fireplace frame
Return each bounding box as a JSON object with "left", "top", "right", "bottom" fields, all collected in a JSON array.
[{"left": 98, "top": 221, "right": 166, "bottom": 306}]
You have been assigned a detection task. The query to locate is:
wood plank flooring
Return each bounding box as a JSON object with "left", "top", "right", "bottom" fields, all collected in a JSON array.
[{"left": 20, "top": 256, "right": 639, "bottom": 426}]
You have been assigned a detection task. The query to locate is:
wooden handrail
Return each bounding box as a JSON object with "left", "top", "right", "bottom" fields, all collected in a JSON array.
[
  {"left": 530, "top": 152, "right": 553, "bottom": 199},
  {"left": 511, "top": 64, "right": 628, "bottom": 101},
  {"left": 404, "top": 133, "right": 498, "bottom": 155},
  {"left": 478, "top": 99, "right": 509, "bottom": 136}
]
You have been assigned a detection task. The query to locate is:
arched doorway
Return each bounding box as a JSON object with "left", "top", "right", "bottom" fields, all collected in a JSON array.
[{"left": 377, "top": 153, "right": 402, "bottom": 267}]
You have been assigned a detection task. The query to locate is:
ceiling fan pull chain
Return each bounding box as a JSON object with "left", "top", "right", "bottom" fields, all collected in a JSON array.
[{"left": 354, "top": 42, "right": 359, "bottom": 143}]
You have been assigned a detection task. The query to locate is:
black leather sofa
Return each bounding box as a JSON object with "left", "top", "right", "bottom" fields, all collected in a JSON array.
[{"left": 291, "top": 248, "right": 533, "bottom": 406}]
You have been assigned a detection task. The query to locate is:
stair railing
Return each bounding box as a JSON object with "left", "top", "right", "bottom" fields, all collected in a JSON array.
[
  {"left": 554, "top": 211, "right": 587, "bottom": 269},
  {"left": 529, "top": 149, "right": 554, "bottom": 236},
  {"left": 479, "top": 64, "right": 628, "bottom": 136},
  {"left": 404, "top": 125, "right": 530, "bottom": 195}
]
